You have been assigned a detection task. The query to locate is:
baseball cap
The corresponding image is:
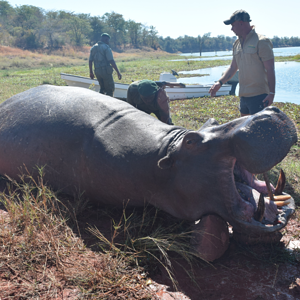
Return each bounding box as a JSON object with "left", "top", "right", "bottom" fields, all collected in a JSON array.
[
  {"left": 138, "top": 80, "right": 159, "bottom": 97},
  {"left": 224, "top": 10, "right": 252, "bottom": 25},
  {"left": 101, "top": 33, "right": 111, "bottom": 38}
]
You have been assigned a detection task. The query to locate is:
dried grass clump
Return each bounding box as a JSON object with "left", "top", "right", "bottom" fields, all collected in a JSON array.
[
  {"left": 48, "top": 45, "right": 90, "bottom": 59},
  {"left": 0, "top": 45, "right": 42, "bottom": 58},
  {"left": 88, "top": 203, "right": 206, "bottom": 290},
  {"left": 0, "top": 172, "right": 155, "bottom": 299}
]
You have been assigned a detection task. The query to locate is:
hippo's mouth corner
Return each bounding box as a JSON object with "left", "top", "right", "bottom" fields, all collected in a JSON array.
[{"left": 227, "top": 160, "right": 295, "bottom": 237}]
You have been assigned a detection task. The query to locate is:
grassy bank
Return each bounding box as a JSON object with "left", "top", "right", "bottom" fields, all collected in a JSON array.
[
  {"left": 0, "top": 47, "right": 299, "bottom": 298},
  {"left": 0, "top": 47, "right": 231, "bottom": 102},
  {"left": 1, "top": 46, "right": 299, "bottom": 102}
]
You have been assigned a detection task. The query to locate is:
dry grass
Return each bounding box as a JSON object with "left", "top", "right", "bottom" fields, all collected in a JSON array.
[
  {"left": 0, "top": 45, "right": 89, "bottom": 70},
  {"left": 0, "top": 171, "right": 156, "bottom": 299},
  {"left": 0, "top": 45, "right": 170, "bottom": 71},
  {"left": 0, "top": 166, "right": 206, "bottom": 298}
]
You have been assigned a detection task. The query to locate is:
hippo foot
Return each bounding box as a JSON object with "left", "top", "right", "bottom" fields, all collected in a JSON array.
[{"left": 190, "top": 214, "right": 229, "bottom": 262}]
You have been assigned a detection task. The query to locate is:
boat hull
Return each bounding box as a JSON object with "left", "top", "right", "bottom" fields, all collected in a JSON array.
[{"left": 60, "top": 73, "right": 231, "bottom": 100}]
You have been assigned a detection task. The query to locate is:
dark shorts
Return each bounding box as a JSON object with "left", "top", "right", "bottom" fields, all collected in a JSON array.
[{"left": 239, "top": 94, "right": 268, "bottom": 115}]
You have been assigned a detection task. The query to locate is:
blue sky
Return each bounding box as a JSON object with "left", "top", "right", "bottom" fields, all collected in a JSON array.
[{"left": 7, "top": 0, "right": 300, "bottom": 39}]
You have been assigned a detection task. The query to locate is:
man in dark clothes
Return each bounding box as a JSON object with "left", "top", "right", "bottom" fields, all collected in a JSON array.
[
  {"left": 89, "top": 33, "right": 122, "bottom": 97},
  {"left": 126, "top": 80, "right": 184, "bottom": 125}
]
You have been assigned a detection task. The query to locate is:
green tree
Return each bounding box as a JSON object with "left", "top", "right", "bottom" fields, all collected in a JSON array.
[
  {"left": 126, "top": 19, "right": 141, "bottom": 48},
  {"left": 148, "top": 25, "right": 158, "bottom": 49},
  {"left": 89, "top": 16, "right": 105, "bottom": 45},
  {"left": 12, "top": 5, "right": 44, "bottom": 49},
  {"left": 14, "top": 5, "right": 44, "bottom": 30},
  {"left": 65, "top": 13, "right": 92, "bottom": 46},
  {"left": 158, "top": 36, "right": 178, "bottom": 53},
  {"left": 198, "top": 33, "right": 210, "bottom": 55},
  {"left": 41, "top": 11, "right": 66, "bottom": 48},
  {"left": 102, "top": 12, "right": 126, "bottom": 49},
  {"left": 0, "top": 1, "right": 15, "bottom": 45}
]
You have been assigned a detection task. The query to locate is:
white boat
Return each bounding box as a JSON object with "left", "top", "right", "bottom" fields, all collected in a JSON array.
[
  {"left": 60, "top": 73, "right": 129, "bottom": 99},
  {"left": 60, "top": 72, "right": 231, "bottom": 100}
]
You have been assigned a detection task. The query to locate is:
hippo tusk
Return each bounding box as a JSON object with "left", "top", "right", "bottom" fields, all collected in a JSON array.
[
  {"left": 253, "top": 193, "right": 265, "bottom": 222},
  {"left": 274, "top": 169, "right": 286, "bottom": 195},
  {"left": 263, "top": 172, "right": 275, "bottom": 201},
  {"left": 266, "top": 195, "right": 291, "bottom": 201},
  {"left": 274, "top": 199, "right": 291, "bottom": 207}
]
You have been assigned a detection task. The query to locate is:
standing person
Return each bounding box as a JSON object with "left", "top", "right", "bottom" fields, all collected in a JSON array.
[
  {"left": 126, "top": 80, "right": 185, "bottom": 125},
  {"left": 209, "top": 10, "right": 275, "bottom": 116},
  {"left": 89, "top": 33, "right": 122, "bottom": 97}
]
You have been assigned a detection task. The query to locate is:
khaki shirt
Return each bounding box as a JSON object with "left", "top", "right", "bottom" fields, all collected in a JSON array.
[
  {"left": 233, "top": 28, "right": 274, "bottom": 97},
  {"left": 89, "top": 41, "right": 114, "bottom": 71}
]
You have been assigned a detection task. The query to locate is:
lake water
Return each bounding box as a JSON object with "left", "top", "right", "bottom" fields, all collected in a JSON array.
[
  {"left": 178, "top": 46, "right": 300, "bottom": 60},
  {"left": 175, "top": 47, "right": 300, "bottom": 105}
]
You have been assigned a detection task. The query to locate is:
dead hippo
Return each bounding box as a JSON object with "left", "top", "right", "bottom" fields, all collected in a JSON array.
[{"left": 0, "top": 85, "right": 297, "bottom": 242}]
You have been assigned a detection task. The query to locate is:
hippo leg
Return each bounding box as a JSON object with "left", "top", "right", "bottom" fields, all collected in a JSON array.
[{"left": 190, "top": 215, "right": 229, "bottom": 262}]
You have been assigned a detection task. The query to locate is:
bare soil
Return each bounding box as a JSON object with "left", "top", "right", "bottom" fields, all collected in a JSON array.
[
  {"left": 152, "top": 219, "right": 300, "bottom": 300},
  {"left": 76, "top": 207, "right": 300, "bottom": 300}
]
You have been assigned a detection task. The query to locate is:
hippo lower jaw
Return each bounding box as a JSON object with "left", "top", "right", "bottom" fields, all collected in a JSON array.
[{"left": 225, "top": 159, "right": 295, "bottom": 236}]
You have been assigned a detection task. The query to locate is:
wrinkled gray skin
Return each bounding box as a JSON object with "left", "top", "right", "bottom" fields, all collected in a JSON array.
[{"left": 0, "top": 85, "right": 297, "bottom": 236}]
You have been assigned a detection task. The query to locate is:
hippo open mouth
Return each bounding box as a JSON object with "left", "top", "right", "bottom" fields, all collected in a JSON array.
[
  {"left": 202, "top": 107, "right": 298, "bottom": 236},
  {"left": 232, "top": 161, "right": 295, "bottom": 235}
]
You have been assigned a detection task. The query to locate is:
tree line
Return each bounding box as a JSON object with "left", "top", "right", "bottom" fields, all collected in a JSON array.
[{"left": 1, "top": 1, "right": 300, "bottom": 53}]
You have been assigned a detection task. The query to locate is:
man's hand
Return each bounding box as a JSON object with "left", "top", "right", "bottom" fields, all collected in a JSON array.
[
  {"left": 117, "top": 72, "right": 122, "bottom": 80},
  {"left": 90, "top": 71, "right": 95, "bottom": 80},
  {"left": 263, "top": 94, "right": 274, "bottom": 107},
  {"left": 209, "top": 82, "right": 222, "bottom": 97}
]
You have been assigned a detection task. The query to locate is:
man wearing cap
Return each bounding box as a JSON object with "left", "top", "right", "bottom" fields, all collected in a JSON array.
[
  {"left": 126, "top": 80, "right": 184, "bottom": 125},
  {"left": 209, "top": 10, "right": 275, "bottom": 116},
  {"left": 89, "top": 33, "right": 122, "bottom": 97}
]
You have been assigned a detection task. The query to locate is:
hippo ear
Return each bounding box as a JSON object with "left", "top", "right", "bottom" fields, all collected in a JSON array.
[
  {"left": 158, "top": 155, "right": 173, "bottom": 169},
  {"left": 158, "top": 132, "right": 204, "bottom": 169},
  {"left": 198, "top": 118, "right": 219, "bottom": 131},
  {"left": 182, "top": 132, "right": 203, "bottom": 151}
]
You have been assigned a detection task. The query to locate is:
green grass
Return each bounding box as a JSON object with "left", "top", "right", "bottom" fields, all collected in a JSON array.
[{"left": 1, "top": 49, "right": 298, "bottom": 103}]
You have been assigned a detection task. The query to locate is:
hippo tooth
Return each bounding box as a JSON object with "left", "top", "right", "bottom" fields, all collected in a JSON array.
[
  {"left": 253, "top": 193, "right": 265, "bottom": 222},
  {"left": 274, "top": 199, "right": 291, "bottom": 207},
  {"left": 275, "top": 169, "right": 286, "bottom": 195},
  {"left": 266, "top": 195, "right": 291, "bottom": 201},
  {"left": 263, "top": 172, "right": 274, "bottom": 201}
]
